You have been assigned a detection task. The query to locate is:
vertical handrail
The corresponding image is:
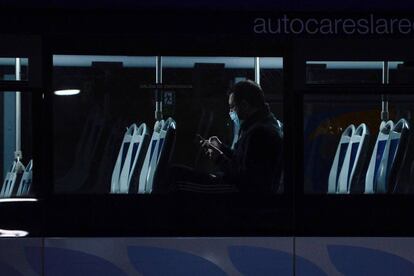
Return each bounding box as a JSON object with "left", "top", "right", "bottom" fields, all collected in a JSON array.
[
  {"left": 381, "top": 61, "right": 389, "bottom": 122},
  {"left": 155, "top": 56, "right": 163, "bottom": 120},
  {"left": 254, "top": 57, "right": 260, "bottom": 85},
  {"left": 15, "top": 58, "right": 22, "bottom": 161}
]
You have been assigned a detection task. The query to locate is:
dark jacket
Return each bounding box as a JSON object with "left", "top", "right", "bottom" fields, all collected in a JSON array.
[{"left": 219, "top": 106, "right": 283, "bottom": 193}]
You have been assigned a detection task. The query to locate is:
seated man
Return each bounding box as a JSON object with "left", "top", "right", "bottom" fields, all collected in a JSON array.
[{"left": 170, "top": 80, "right": 283, "bottom": 193}]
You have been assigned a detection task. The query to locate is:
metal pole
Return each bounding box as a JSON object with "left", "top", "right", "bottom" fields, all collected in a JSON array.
[
  {"left": 15, "top": 58, "right": 22, "bottom": 161},
  {"left": 381, "top": 61, "right": 389, "bottom": 122},
  {"left": 254, "top": 57, "right": 260, "bottom": 85},
  {"left": 155, "top": 56, "right": 163, "bottom": 120}
]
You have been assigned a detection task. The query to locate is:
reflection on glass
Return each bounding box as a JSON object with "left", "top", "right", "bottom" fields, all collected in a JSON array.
[{"left": 304, "top": 94, "right": 414, "bottom": 194}]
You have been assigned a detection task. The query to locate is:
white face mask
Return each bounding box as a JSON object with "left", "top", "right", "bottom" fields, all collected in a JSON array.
[{"left": 229, "top": 111, "right": 243, "bottom": 128}]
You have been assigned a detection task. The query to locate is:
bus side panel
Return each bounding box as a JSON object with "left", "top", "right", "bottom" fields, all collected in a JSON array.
[
  {"left": 0, "top": 238, "right": 42, "bottom": 276},
  {"left": 296, "top": 237, "right": 414, "bottom": 276},
  {"left": 43, "top": 237, "right": 293, "bottom": 276}
]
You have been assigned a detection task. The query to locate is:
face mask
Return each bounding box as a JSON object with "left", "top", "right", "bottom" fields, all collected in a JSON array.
[{"left": 229, "top": 111, "right": 243, "bottom": 127}]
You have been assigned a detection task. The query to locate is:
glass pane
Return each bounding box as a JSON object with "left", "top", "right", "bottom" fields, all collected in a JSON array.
[
  {"left": 389, "top": 61, "right": 414, "bottom": 85},
  {"left": 260, "top": 57, "right": 283, "bottom": 121},
  {"left": 304, "top": 94, "right": 414, "bottom": 194},
  {"left": 53, "top": 55, "right": 284, "bottom": 195},
  {"left": 53, "top": 55, "right": 156, "bottom": 194},
  {"left": 306, "top": 61, "right": 383, "bottom": 85},
  {"left": 0, "top": 58, "right": 29, "bottom": 81},
  {"left": 0, "top": 92, "right": 33, "bottom": 198}
]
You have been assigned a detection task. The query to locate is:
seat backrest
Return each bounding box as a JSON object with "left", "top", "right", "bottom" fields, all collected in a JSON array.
[
  {"left": 392, "top": 131, "right": 414, "bottom": 193},
  {"left": 337, "top": 123, "right": 370, "bottom": 194},
  {"left": 111, "top": 124, "right": 135, "bottom": 193},
  {"left": 138, "top": 120, "right": 164, "bottom": 194},
  {"left": 55, "top": 107, "right": 106, "bottom": 193},
  {"left": 151, "top": 117, "right": 177, "bottom": 194},
  {"left": 145, "top": 117, "right": 176, "bottom": 194},
  {"left": 0, "top": 160, "right": 24, "bottom": 198},
  {"left": 376, "top": 118, "right": 410, "bottom": 193},
  {"left": 328, "top": 124, "right": 355, "bottom": 194},
  {"left": 119, "top": 123, "right": 150, "bottom": 193},
  {"left": 0, "top": 161, "right": 17, "bottom": 197},
  {"left": 73, "top": 108, "right": 105, "bottom": 169},
  {"left": 16, "top": 160, "right": 33, "bottom": 197},
  {"left": 111, "top": 123, "right": 149, "bottom": 193},
  {"left": 365, "top": 120, "right": 394, "bottom": 193},
  {"left": 127, "top": 124, "right": 150, "bottom": 193}
]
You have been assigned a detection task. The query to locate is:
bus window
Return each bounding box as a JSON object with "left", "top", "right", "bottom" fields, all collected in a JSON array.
[
  {"left": 389, "top": 61, "right": 414, "bottom": 85},
  {"left": 163, "top": 56, "right": 283, "bottom": 194},
  {"left": 304, "top": 94, "right": 414, "bottom": 194},
  {"left": 53, "top": 55, "right": 284, "bottom": 195}
]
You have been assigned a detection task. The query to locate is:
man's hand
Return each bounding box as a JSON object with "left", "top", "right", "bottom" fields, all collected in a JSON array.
[
  {"left": 207, "top": 136, "right": 222, "bottom": 149},
  {"left": 201, "top": 136, "right": 223, "bottom": 161}
]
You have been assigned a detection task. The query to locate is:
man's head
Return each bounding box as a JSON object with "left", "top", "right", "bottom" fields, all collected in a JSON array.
[{"left": 228, "top": 80, "right": 266, "bottom": 121}]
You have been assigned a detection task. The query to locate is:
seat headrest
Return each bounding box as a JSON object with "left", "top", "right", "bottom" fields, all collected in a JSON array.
[
  {"left": 354, "top": 123, "right": 369, "bottom": 136},
  {"left": 137, "top": 123, "right": 148, "bottom": 136},
  {"left": 162, "top": 117, "right": 176, "bottom": 131},
  {"left": 153, "top": 120, "right": 164, "bottom": 133},
  {"left": 393, "top": 118, "right": 410, "bottom": 133},
  {"left": 379, "top": 120, "right": 394, "bottom": 135}
]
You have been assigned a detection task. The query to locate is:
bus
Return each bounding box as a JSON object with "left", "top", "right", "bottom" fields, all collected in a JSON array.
[{"left": 1, "top": 6, "right": 414, "bottom": 275}]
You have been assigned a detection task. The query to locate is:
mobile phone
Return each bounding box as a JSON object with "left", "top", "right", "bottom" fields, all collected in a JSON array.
[{"left": 207, "top": 142, "right": 224, "bottom": 155}]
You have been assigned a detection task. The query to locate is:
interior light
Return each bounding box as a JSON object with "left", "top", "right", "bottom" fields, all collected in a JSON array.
[
  {"left": 54, "top": 89, "right": 80, "bottom": 96},
  {"left": 0, "top": 198, "right": 38, "bottom": 203},
  {"left": 0, "top": 229, "right": 29, "bottom": 237}
]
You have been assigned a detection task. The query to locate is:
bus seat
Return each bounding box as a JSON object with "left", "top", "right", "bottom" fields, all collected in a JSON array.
[
  {"left": 392, "top": 131, "right": 414, "bottom": 193},
  {"left": 377, "top": 118, "right": 410, "bottom": 193},
  {"left": 16, "top": 160, "right": 33, "bottom": 197},
  {"left": 55, "top": 107, "right": 105, "bottom": 193},
  {"left": 94, "top": 120, "right": 124, "bottom": 194},
  {"left": 138, "top": 120, "right": 164, "bottom": 194},
  {"left": 365, "top": 120, "right": 394, "bottom": 193},
  {"left": 127, "top": 124, "right": 150, "bottom": 194},
  {"left": 328, "top": 124, "right": 355, "bottom": 194},
  {"left": 0, "top": 160, "right": 24, "bottom": 197},
  {"left": 152, "top": 118, "right": 177, "bottom": 194},
  {"left": 145, "top": 118, "right": 176, "bottom": 194},
  {"left": 111, "top": 123, "right": 149, "bottom": 193},
  {"left": 337, "top": 123, "right": 370, "bottom": 194}
]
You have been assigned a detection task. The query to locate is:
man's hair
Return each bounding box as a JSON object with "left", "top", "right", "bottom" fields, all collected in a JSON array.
[{"left": 228, "top": 79, "right": 266, "bottom": 109}]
